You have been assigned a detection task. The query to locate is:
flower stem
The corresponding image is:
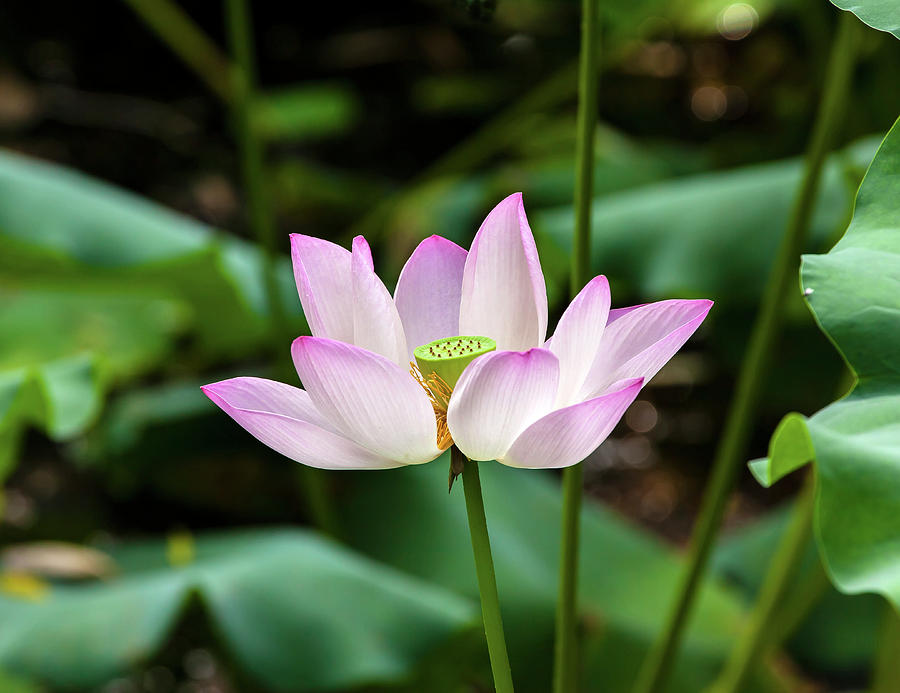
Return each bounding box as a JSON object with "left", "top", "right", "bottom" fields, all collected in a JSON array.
[
  {"left": 707, "top": 475, "right": 815, "bottom": 693},
  {"left": 225, "top": 0, "right": 338, "bottom": 538},
  {"left": 555, "top": 0, "right": 600, "bottom": 691},
  {"left": 457, "top": 448, "right": 515, "bottom": 693},
  {"left": 632, "top": 13, "right": 859, "bottom": 693}
]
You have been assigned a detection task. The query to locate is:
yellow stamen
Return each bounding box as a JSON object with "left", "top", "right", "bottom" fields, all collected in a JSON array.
[{"left": 410, "top": 362, "right": 454, "bottom": 450}]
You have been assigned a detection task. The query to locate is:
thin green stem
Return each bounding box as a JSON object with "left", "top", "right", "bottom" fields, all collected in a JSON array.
[
  {"left": 225, "top": 0, "right": 286, "bottom": 347},
  {"left": 458, "top": 448, "right": 515, "bottom": 693},
  {"left": 555, "top": 466, "right": 584, "bottom": 692},
  {"left": 554, "top": 2, "right": 600, "bottom": 692},
  {"left": 122, "top": 0, "right": 233, "bottom": 103},
  {"left": 225, "top": 0, "right": 337, "bottom": 537},
  {"left": 633, "top": 13, "right": 860, "bottom": 693},
  {"left": 768, "top": 553, "right": 830, "bottom": 645},
  {"left": 707, "top": 476, "right": 816, "bottom": 693},
  {"left": 871, "top": 602, "right": 900, "bottom": 693}
]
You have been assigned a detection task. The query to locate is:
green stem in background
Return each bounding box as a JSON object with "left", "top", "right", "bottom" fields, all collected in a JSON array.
[
  {"left": 555, "top": 2, "right": 600, "bottom": 691},
  {"left": 707, "top": 476, "right": 816, "bottom": 693},
  {"left": 225, "top": 0, "right": 287, "bottom": 347},
  {"left": 768, "top": 548, "right": 830, "bottom": 645},
  {"left": 632, "top": 13, "right": 860, "bottom": 693},
  {"left": 871, "top": 602, "right": 900, "bottom": 693},
  {"left": 122, "top": 0, "right": 233, "bottom": 103},
  {"left": 457, "top": 448, "right": 515, "bottom": 693},
  {"left": 225, "top": 0, "right": 338, "bottom": 537}
]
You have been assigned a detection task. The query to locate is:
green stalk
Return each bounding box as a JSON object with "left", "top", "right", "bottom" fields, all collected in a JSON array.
[
  {"left": 632, "top": 13, "right": 860, "bottom": 693},
  {"left": 871, "top": 602, "right": 900, "bottom": 692},
  {"left": 707, "top": 476, "right": 816, "bottom": 693},
  {"left": 122, "top": 0, "right": 233, "bottom": 103},
  {"left": 225, "top": 0, "right": 338, "bottom": 537},
  {"left": 768, "top": 552, "right": 830, "bottom": 645},
  {"left": 554, "top": 2, "right": 600, "bottom": 692},
  {"left": 457, "top": 448, "right": 515, "bottom": 693},
  {"left": 225, "top": 0, "right": 285, "bottom": 345}
]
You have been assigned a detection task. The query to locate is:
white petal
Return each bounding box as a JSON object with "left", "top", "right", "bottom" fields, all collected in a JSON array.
[
  {"left": 447, "top": 348, "right": 559, "bottom": 461},
  {"left": 549, "top": 276, "right": 611, "bottom": 407},
  {"left": 350, "top": 236, "right": 408, "bottom": 366},
  {"left": 458, "top": 193, "right": 548, "bottom": 350},
  {"left": 500, "top": 378, "right": 643, "bottom": 469},
  {"left": 202, "top": 377, "right": 398, "bottom": 469},
  {"left": 290, "top": 234, "right": 354, "bottom": 342},
  {"left": 581, "top": 299, "right": 713, "bottom": 398},
  {"left": 394, "top": 235, "right": 467, "bottom": 357},
  {"left": 291, "top": 337, "right": 440, "bottom": 464}
]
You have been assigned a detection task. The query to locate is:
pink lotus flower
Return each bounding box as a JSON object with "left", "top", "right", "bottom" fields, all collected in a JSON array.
[{"left": 203, "top": 193, "right": 711, "bottom": 470}]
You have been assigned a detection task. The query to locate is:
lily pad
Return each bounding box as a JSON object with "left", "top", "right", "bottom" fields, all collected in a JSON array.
[
  {"left": 831, "top": 0, "right": 900, "bottom": 39},
  {"left": 0, "top": 529, "right": 473, "bottom": 691},
  {"left": 750, "top": 117, "right": 900, "bottom": 606}
]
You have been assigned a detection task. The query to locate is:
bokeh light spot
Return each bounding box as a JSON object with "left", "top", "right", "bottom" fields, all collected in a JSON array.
[{"left": 717, "top": 3, "right": 758, "bottom": 41}]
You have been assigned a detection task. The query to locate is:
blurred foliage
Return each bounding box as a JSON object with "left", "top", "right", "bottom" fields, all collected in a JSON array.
[
  {"left": 253, "top": 83, "right": 360, "bottom": 143},
  {"left": 0, "top": 529, "right": 473, "bottom": 690},
  {"left": 1, "top": 0, "right": 899, "bottom": 690},
  {"left": 711, "top": 505, "right": 883, "bottom": 676},
  {"left": 342, "top": 459, "right": 787, "bottom": 692},
  {"left": 751, "top": 118, "right": 900, "bottom": 610}
]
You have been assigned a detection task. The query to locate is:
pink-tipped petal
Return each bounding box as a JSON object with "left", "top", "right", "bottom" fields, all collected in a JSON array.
[
  {"left": 500, "top": 378, "right": 643, "bottom": 469},
  {"left": 394, "top": 235, "right": 467, "bottom": 357},
  {"left": 290, "top": 234, "right": 354, "bottom": 342},
  {"left": 291, "top": 337, "right": 440, "bottom": 464},
  {"left": 202, "top": 377, "right": 397, "bottom": 469},
  {"left": 458, "top": 193, "right": 548, "bottom": 350},
  {"left": 607, "top": 304, "right": 646, "bottom": 324},
  {"left": 581, "top": 299, "right": 713, "bottom": 397},
  {"left": 447, "top": 348, "right": 559, "bottom": 461},
  {"left": 549, "top": 275, "right": 611, "bottom": 407},
  {"left": 350, "top": 236, "right": 408, "bottom": 366}
]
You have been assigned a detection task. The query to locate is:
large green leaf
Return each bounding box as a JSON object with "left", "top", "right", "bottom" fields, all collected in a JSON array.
[
  {"left": 0, "top": 150, "right": 303, "bottom": 482},
  {"left": 0, "top": 529, "right": 473, "bottom": 691},
  {"left": 342, "top": 461, "right": 787, "bottom": 693},
  {"left": 0, "top": 281, "right": 187, "bottom": 483},
  {"left": 831, "top": 0, "right": 900, "bottom": 39},
  {"left": 0, "top": 148, "right": 302, "bottom": 359},
  {"left": 533, "top": 140, "right": 878, "bottom": 305},
  {"left": 751, "top": 117, "right": 900, "bottom": 606}
]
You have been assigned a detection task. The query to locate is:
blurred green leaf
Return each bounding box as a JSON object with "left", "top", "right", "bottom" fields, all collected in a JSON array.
[
  {"left": 411, "top": 74, "right": 510, "bottom": 115},
  {"left": 0, "top": 282, "right": 185, "bottom": 379},
  {"left": 253, "top": 84, "right": 360, "bottom": 142},
  {"left": 831, "top": 0, "right": 900, "bottom": 39},
  {"left": 0, "top": 529, "right": 473, "bottom": 691},
  {"left": 342, "top": 461, "right": 787, "bottom": 692},
  {"left": 0, "top": 280, "right": 187, "bottom": 481},
  {"left": 0, "top": 149, "right": 302, "bottom": 359},
  {"left": 0, "top": 669, "right": 37, "bottom": 693},
  {"left": 533, "top": 138, "right": 879, "bottom": 305},
  {"left": 754, "top": 118, "right": 900, "bottom": 607}
]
